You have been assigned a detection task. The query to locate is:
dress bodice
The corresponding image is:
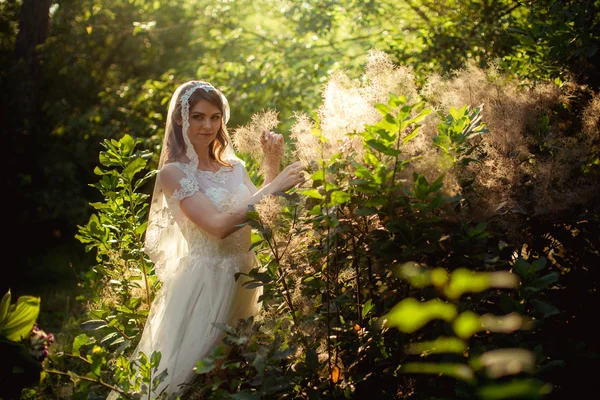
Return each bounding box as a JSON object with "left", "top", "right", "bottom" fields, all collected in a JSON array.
[{"left": 166, "top": 160, "right": 253, "bottom": 258}]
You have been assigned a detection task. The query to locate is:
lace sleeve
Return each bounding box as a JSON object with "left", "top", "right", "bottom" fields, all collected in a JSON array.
[
  {"left": 145, "top": 162, "right": 198, "bottom": 284},
  {"left": 173, "top": 175, "right": 200, "bottom": 201},
  {"left": 168, "top": 162, "right": 202, "bottom": 201}
]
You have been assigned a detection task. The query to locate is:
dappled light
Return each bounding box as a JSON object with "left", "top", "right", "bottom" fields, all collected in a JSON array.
[{"left": 2, "top": 1, "right": 599, "bottom": 399}]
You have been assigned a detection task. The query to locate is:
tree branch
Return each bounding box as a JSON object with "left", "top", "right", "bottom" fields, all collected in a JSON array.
[{"left": 44, "top": 369, "right": 134, "bottom": 399}]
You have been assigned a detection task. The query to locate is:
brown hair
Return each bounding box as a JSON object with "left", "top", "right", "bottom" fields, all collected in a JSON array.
[{"left": 165, "top": 83, "right": 232, "bottom": 167}]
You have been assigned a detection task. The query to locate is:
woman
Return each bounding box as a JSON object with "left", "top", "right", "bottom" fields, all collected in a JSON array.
[{"left": 107, "top": 81, "right": 304, "bottom": 399}]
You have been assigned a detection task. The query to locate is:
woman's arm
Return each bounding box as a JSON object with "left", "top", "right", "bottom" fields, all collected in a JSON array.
[
  {"left": 261, "top": 129, "right": 283, "bottom": 187},
  {"left": 160, "top": 162, "right": 304, "bottom": 239}
]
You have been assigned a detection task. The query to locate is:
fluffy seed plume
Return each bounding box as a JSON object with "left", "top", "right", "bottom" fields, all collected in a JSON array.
[
  {"left": 290, "top": 111, "right": 320, "bottom": 166},
  {"left": 311, "top": 49, "right": 420, "bottom": 161},
  {"left": 582, "top": 92, "right": 600, "bottom": 138},
  {"left": 255, "top": 194, "right": 284, "bottom": 228},
  {"left": 363, "top": 48, "right": 419, "bottom": 105},
  {"left": 232, "top": 109, "right": 280, "bottom": 163}
]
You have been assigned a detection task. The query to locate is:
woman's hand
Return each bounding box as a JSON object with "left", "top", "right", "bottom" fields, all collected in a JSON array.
[
  {"left": 261, "top": 129, "right": 284, "bottom": 183},
  {"left": 261, "top": 129, "right": 284, "bottom": 158},
  {"left": 267, "top": 161, "right": 305, "bottom": 194}
]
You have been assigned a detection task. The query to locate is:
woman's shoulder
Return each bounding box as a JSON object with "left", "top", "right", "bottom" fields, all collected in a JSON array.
[
  {"left": 162, "top": 161, "right": 188, "bottom": 173},
  {"left": 159, "top": 163, "right": 200, "bottom": 198},
  {"left": 159, "top": 163, "right": 188, "bottom": 187},
  {"left": 223, "top": 157, "right": 246, "bottom": 171}
]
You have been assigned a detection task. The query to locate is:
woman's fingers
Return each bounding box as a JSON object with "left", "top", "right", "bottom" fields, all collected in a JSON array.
[
  {"left": 261, "top": 130, "right": 285, "bottom": 156},
  {"left": 274, "top": 161, "right": 305, "bottom": 191}
]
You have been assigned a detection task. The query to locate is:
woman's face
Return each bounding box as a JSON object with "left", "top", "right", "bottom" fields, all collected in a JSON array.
[{"left": 186, "top": 99, "right": 222, "bottom": 148}]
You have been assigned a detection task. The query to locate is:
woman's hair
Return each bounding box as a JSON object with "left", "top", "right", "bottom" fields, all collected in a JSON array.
[{"left": 165, "top": 84, "right": 232, "bottom": 167}]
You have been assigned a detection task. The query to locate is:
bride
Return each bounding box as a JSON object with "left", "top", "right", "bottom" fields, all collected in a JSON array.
[{"left": 107, "top": 80, "right": 304, "bottom": 399}]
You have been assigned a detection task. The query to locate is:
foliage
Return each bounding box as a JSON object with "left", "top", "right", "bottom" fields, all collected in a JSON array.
[
  {"left": 3, "top": 0, "right": 599, "bottom": 398},
  {"left": 4, "top": 0, "right": 599, "bottom": 293},
  {"left": 187, "top": 91, "right": 572, "bottom": 399},
  {"left": 39, "top": 50, "right": 595, "bottom": 399},
  {"left": 0, "top": 290, "right": 54, "bottom": 400},
  {"left": 502, "top": 0, "right": 600, "bottom": 84},
  {"left": 38, "top": 134, "right": 171, "bottom": 399}
]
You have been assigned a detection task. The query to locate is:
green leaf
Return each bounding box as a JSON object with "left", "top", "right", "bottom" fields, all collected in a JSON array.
[
  {"left": 403, "top": 127, "right": 420, "bottom": 145},
  {"left": 413, "top": 173, "right": 430, "bottom": 199},
  {"left": 478, "top": 378, "right": 552, "bottom": 399},
  {"left": 310, "top": 169, "right": 324, "bottom": 182},
  {"left": 449, "top": 106, "right": 468, "bottom": 121},
  {"left": 98, "top": 149, "right": 121, "bottom": 167},
  {"left": 453, "top": 311, "right": 483, "bottom": 339},
  {"left": 532, "top": 258, "right": 547, "bottom": 271},
  {"left": 100, "top": 332, "right": 120, "bottom": 345},
  {"left": 366, "top": 139, "right": 401, "bottom": 156},
  {"left": 530, "top": 299, "right": 560, "bottom": 318},
  {"left": 379, "top": 113, "right": 398, "bottom": 132},
  {"left": 361, "top": 299, "right": 375, "bottom": 318},
  {"left": 433, "top": 134, "right": 452, "bottom": 154},
  {"left": 128, "top": 297, "right": 142, "bottom": 310},
  {"left": 195, "top": 357, "right": 215, "bottom": 374},
  {"left": 72, "top": 334, "right": 95, "bottom": 356},
  {"left": 513, "top": 258, "right": 532, "bottom": 278},
  {"left": 0, "top": 295, "right": 40, "bottom": 342},
  {"left": 375, "top": 103, "right": 392, "bottom": 115},
  {"left": 67, "top": 371, "right": 81, "bottom": 384},
  {"left": 122, "top": 156, "right": 146, "bottom": 179},
  {"left": 401, "top": 362, "right": 474, "bottom": 382},
  {"left": 135, "top": 221, "right": 147, "bottom": 236},
  {"left": 302, "top": 189, "right": 324, "bottom": 199},
  {"left": 407, "top": 108, "right": 432, "bottom": 125},
  {"left": 356, "top": 207, "right": 377, "bottom": 216},
  {"left": 407, "top": 337, "right": 467, "bottom": 355},
  {"left": 385, "top": 298, "right": 457, "bottom": 333},
  {"left": 498, "top": 293, "right": 519, "bottom": 313},
  {"left": 249, "top": 240, "right": 264, "bottom": 251},
  {"left": 531, "top": 272, "right": 559, "bottom": 290},
  {"left": 444, "top": 268, "right": 496, "bottom": 300},
  {"left": 468, "top": 222, "right": 488, "bottom": 237},
  {"left": 352, "top": 163, "right": 374, "bottom": 180},
  {"left": 80, "top": 320, "right": 108, "bottom": 331},
  {"left": 120, "top": 134, "right": 136, "bottom": 154},
  {"left": 330, "top": 191, "right": 351, "bottom": 205},
  {"left": 388, "top": 93, "right": 406, "bottom": 108},
  {"left": 364, "top": 196, "right": 388, "bottom": 207},
  {"left": 0, "top": 290, "right": 11, "bottom": 327},
  {"left": 363, "top": 152, "right": 379, "bottom": 167}
]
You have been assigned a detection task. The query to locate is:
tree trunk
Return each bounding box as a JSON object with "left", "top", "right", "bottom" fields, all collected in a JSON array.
[
  {"left": 5, "top": 0, "right": 53, "bottom": 275},
  {"left": 14, "top": 0, "right": 52, "bottom": 115},
  {"left": 15, "top": 0, "right": 52, "bottom": 64}
]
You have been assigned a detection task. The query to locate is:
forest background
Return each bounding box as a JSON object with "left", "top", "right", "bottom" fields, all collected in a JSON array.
[{"left": 1, "top": 0, "right": 599, "bottom": 399}]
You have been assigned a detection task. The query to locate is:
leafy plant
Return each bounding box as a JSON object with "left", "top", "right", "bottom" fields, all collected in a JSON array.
[
  {"left": 45, "top": 134, "right": 169, "bottom": 398},
  {"left": 0, "top": 290, "right": 54, "bottom": 400}
]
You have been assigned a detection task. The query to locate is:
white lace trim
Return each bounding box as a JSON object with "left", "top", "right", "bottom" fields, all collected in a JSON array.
[
  {"left": 204, "top": 183, "right": 249, "bottom": 213},
  {"left": 168, "top": 162, "right": 235, "bottom": 200},
  {"left": 197, "top": 165, "right": 234, "bottom": 184},
  {"left": 173, "top": 175, "right": 201, "bottom": 201}
]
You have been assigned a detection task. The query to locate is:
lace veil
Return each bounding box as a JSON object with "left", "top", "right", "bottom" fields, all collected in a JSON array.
[{"left": 144, "top": 81, "right": 242, "bottom": 283}]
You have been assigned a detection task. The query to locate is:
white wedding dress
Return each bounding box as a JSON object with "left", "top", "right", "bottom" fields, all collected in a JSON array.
[{"left": 108, "top": 159, "right": 262, "bottom": 399}]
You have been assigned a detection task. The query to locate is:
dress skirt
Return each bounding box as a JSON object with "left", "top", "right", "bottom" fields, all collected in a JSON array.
[{"left": 107, "top": 251, "right": 261, "bottom": 399}]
